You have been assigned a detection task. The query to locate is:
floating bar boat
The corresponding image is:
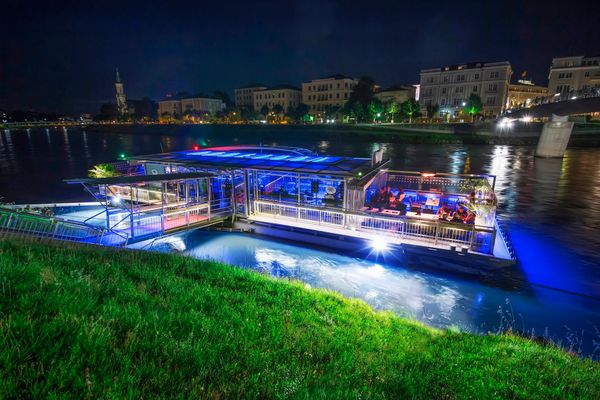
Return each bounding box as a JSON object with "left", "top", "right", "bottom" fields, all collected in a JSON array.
[{"left": 62, "top": 145, "right": 515, "bottom": 274}]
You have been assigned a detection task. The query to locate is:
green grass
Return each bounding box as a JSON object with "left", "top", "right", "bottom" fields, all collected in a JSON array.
[{"left": 0, "top": 240, "right": 598, "bottom": 399}]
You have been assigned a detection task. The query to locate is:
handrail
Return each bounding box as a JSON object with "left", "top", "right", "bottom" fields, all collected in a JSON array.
[
  {"left": 253, "top": 200, "right": 496, "bottom": 254},
  {"left": 0, "top": 207, "right": 129, "bottom": 246}
]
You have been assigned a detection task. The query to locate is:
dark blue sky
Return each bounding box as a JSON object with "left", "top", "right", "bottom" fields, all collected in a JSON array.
[{"left": 1, "top": 0, "right": 599, "bottom": 114}]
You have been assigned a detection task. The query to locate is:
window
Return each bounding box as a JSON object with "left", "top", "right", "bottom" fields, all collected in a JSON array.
[
  {"left": 456, "top": 86, "right": 464, "bottom": 93},
  {"left": 473, "top": 85, "right": 478, "bottom": 92},
  {"left": 456, "top": 74, "right": 465, "bottom": 82},
  {"left": 585, "top": 72, "right": 590, "bottom": 77},
  {"left": 490, "top": 71, "right": 500, "bottom": 79},
  {"left": 486, "top": 96, "right": 496, "bottom": 106},
  {"left": 441, "top": 87, "right": 447, "bottom": 94},
  {"left": 443, "top": 76, "right": 448, "bottom": 83},
  {"left": 344, "top": 93, "right": 348, "bottom": 99},
  {"left": 488, "top": 83, "right": 498, "bottom": 92},
  {"left": 440, "top": 98, "right": 446, "bottom": 105},
  {"left": 474, "top": 73, "right": 480, "bottom": 80},
  {"left": 336, "top": 93, "right": 340, "bottom": 99}
]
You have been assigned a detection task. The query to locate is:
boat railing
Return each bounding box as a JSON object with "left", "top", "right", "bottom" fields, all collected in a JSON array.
[
  {"left": 253, "top": 200, "right": 495, "bottom": 254},
  {"left": 0, "top": 206, "right": 128, "bottom": 247}
]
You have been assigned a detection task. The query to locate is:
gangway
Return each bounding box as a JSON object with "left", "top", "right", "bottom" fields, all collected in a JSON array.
[
  {"left": 0, "top": 207, "right": 127, "bottom": 246},
  {"left": 65, "top": 172, "right": 234, "bottom": 244}
]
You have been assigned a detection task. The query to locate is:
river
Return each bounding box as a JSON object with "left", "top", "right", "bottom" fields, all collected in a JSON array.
[{"left": 1, "top": 125, "right": 599, "bottom": 358}]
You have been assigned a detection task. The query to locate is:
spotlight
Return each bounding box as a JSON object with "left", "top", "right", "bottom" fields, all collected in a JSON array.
[{"left": 370, "top": 237, "right": 389, "bottom": 252}]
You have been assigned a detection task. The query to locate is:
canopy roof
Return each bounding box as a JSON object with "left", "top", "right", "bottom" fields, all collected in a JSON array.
[
  {"left": 128, "top": 148, "right": 376, "bottom": 177},
  {"left": 65, "top": 172, "right": 213, "bottom": 185}
]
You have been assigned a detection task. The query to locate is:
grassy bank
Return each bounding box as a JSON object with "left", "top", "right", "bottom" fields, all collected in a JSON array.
[{"left": 1, "top": 240, "right": 598, "bottom": 399}]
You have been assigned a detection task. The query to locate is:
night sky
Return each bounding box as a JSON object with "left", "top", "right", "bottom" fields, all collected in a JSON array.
[{"left": 1, "top": 0, "right": 599, "bottom": 114}]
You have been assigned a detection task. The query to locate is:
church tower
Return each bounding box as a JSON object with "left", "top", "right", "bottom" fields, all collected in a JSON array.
[{"left": 115, "top": 68, "right": 128, "bottom": 118}]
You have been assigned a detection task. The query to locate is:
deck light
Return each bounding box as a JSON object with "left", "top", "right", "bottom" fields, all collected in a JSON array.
[
  {"left": 370, "top": 237, "right": 389, "bottom": 252},
  {"left": 119, "top": 153, "right": 126, "bottom": 159},
  {"left": 421, "top": 172, "right": 435, "bottom": 177},
  {"left": 193, "top": 145, "right": 200, "bottom": 150},
  {"left": 358, "top": 172, "right": 363, "bottom": 177}
]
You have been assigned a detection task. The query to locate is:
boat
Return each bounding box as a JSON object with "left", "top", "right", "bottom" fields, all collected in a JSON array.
[{"left": 62, "top": 145, "right": 515, "bottom": 274}]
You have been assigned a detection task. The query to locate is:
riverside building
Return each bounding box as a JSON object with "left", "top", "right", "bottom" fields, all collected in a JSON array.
[
  {"left": 253, "top": 85, "right": 302, "bottom": 113},
  {"left": 158, "top": 93, "right": 225, "bottom": 119},
  {"left": 419, "top": 61, "right": 512, "bottom": 118},
  {"left": 506, "top": 80, "right": 548, "bottom": 109},
  {"left": 374, "top": 85, "right": 416, "bottom": 104},
  {"left": 302, "top": 74, "right": 358, "bottom": 118},
  {"left": 548, "top": 56, "right": 600, "bottom": 95},
  {"left": 235, "top": 84, "right": 267, "bottom": 109}
]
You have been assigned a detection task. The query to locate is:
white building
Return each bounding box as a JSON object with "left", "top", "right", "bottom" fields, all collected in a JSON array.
[
  {"left": 419, "top": 61, "right": 512, "bottom": 118},
  {"left": 235, "top": 84, "right": 267, "bottom": 109},
  {"left": 253, "top": 85, "right": 302, "bottom": 113},
  {"left": 158, "top": 93, "right": 224, "bottom": 119},
  {"left": 374, "top": 85, "right": 416, "bottom": 104},
  {"left": 302, "top": 74, "right": 358, "bottom": 116},
  {"left": 548, "top": 55, "right": 600, "bottom": 94}
]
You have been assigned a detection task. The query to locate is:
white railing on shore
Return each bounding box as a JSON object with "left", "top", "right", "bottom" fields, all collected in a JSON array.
[
  {"left": 253, "top": 200, "right": 495, "bottom": 254},
  {"left": 0, "top": 207, "right": 126, "bottom": 246}
]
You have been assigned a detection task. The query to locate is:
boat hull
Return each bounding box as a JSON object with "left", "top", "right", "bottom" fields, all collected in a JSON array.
[{"left": 235, "top": 219, "right": 515, "bottom": 276}]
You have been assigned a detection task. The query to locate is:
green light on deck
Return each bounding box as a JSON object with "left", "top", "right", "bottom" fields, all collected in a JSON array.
[
  {"left": 358, "top": 172, "right": 363, "bottom": 177},
  {"left": 119, "top": 153, "right": 126, "bottom": 159}
]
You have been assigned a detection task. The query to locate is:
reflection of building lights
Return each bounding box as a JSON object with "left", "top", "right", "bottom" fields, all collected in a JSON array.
[
  {"left": 520, "top": 116, "right": 532, "bottom": 123},
  {"left": 370, "top": 237, "right": 389, "bottom": 252},
  {"left": 421, "top": 172, "right": 436, "bottom": 177},
  {"left": 111, "top": 196, "right": 122, "bottom": 205}
]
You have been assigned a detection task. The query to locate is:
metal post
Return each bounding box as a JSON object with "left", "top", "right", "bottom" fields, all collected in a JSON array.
[
  {"left": 230, "top": 172, "right": 236, "bottom": 221},
  {"left": 129, "top": 184, "right": 135, "bottom": 240},
  {"left": 161, "top": 181, "right": 165, "bottom": 233},
  {"left": 207, "top": 177, "right": 212, "bottom": 220}
]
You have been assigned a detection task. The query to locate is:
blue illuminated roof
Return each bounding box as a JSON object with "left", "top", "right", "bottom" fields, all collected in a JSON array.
[{"left": 128, "top": 146, "right": 374, "bottom": 177}]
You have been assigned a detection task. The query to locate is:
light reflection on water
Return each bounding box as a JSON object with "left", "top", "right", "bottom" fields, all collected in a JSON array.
[{"left": 131, "top": 230, "right": 599, "bottom": 357}]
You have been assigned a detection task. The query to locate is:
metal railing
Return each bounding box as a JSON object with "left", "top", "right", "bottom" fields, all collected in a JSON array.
[
  {"left": 0, "top": 207, "right": 126, "bottom": 246},
  {"left": 253, "top": 200, "right": 496, "bottom": 254}
]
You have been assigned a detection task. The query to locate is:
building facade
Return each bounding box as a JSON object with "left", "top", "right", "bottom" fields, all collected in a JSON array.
[
  {"left": 374, "top": 85, "right": 416, "bottom": 104},
  {"left": 158, "top": 93, "right": 224, "bottom": 119},
  {"left": 235, "top": 84, "right": 267, "bottom": 109},
  {"left": 302, "top": 74, "right": 358, "bottom": 115},
  {"left": 506, "top": 80, "right": 548, "bottom": 109},
  {"left": 419, "top": 61, "right": 512, "bottom": 118},
  {"left": 253, "top": 85, "right": 302, "bottom": 113},
  {"left": 548, "top": 55, "right": 600, "bottom": 95}
]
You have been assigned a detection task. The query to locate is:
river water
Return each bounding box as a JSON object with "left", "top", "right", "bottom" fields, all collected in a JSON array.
[{"left": 1, "top": 125, "right": 599, "bottom": 358}]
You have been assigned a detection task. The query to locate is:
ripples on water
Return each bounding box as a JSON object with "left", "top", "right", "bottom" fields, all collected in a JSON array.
[{"left": 1, "top": 126, "right": 599, "bottom": 357}]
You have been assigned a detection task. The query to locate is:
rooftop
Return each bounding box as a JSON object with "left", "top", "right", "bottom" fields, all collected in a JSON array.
[
  {"left": 262, "top": 84, "right": 301, "bottom": 91},
  {"left": 236, "top": 83, "right": 267, "bottom": 89},
  {"left": 307, "top": 74, "right": 356, "bottom": 82},
  {"left": 421, "top": 61, "right": 511, "bottom": 73},
  {"left": 128, "top": 146, "right": 374, "bottom": 177}
]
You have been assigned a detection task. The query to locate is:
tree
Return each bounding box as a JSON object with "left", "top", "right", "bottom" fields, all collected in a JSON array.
[
  {"left": 345, "top": 76, "right": 376, "bottom": 123},
  {"left": 401, "top": 98, "right": 421, "bottom": 123},
  {"left": 295, "top": 103, "right": 310, "bottom": 122},
  {"left": 464, "top": 94, "right": 483, "bottom": 121},
  {"left": 88, "top": 164, "right": 117, "bottom": 178},
  {"left": 385, "top": 101, "right": 400, "bottom": 123},
  {"left": 260, "top": 105, "right": 270, "bottom": 118},
  {"left": 367, "top": 99, "right": 384, "bottom": 123},
  {"left": 272, "top": 104, "right": 284, "bottom": 116},
  {"left": 426, "top": 103, "right": 440, "bottom": 119},
  {"left": 324, "top": 105, "right": 340, "bottom": 122},
  {"left": 213, "top": 90, "right": 233, "bottom": 110}
]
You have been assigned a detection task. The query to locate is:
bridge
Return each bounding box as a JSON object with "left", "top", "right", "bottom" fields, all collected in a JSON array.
[{"left": 500, "top": 88, "right": 600, "bottom": 157}]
